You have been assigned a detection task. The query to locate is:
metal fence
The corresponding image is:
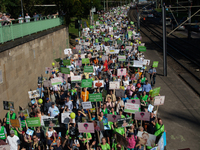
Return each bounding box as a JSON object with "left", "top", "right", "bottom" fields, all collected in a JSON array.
[{"left": 0, "top": 16, "right": 64, "bottom": 44}]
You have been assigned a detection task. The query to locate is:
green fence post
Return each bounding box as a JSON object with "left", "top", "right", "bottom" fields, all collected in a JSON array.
[
  {"left": 21, "top": 22, "right": 23, "bottom": 38},
  {"left": 0, "top": 24, "right": 3, "bottom": 44},
  {"left": 10, "top": 21, "right": 14, "bottom": 41}
]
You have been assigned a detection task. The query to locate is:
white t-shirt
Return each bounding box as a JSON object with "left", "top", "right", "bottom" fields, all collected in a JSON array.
[
  {"left": 25, "top": 16, "right": 30, "bottom": 22},
  {"left": 47, "top": 130, "right": 56, "bottom": 138},
  {"left": 48, "top": 106, "right": 59, "bottom": 117},
  {"left": 6, "top": 135, "right": 20, "bottom": 150}
]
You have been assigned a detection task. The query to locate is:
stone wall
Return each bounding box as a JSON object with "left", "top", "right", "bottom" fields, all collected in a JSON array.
[{"left": 0, "top": 26, "right": 69, "bottom": 118}]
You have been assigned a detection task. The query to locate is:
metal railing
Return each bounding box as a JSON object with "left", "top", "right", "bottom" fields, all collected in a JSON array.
[{"left": 0, "top": 15, "right": 64, "bottom": 44}]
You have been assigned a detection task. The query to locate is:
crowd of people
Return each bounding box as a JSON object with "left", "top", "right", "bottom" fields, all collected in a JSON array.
[{"left": 0, "top": 3, "right": 166, "bottom": 150}]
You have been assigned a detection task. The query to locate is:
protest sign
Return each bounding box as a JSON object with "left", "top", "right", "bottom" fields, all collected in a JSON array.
[
  {"left": 0, "top": 145, "right": 10, "bottom": 150},
  {"left": 124, "top": 103, "right": 140, "bottom": 114},
  {"left": 101, "top": 117, "right": 110, "bottom": 130},
  {"left": 116, "top": 132, "right": 129, "bottom": 148},
  {"left": 19, "top": 109, "right": 29, "bottom": 118},
  {"left": 138, "top": 46, "right": 146, "bottom": 52},
  {"left": 51, "top": 77, "right": 63, "bottom": 86},
  {"left": 109, "top": 81, "right": 120, "bottom": 89},
  {"left": 81, "top": 79, "right": 93, "bottom": 88},
  {"left": 63, "top": 60, "right": 71, "bottom": 66},
  {"left": 43, "top": 118, "right": 60, "bottom": 127},
  {"left": 109, "top": 49, "right": 119, "bottom": 54},
  {"left": 115, "top": 89, "right": 125, "bottom": 97},
  {"left": 41, "top": 115, "right": 54, "bottom": 126},
  {"left": 127, "top": 99, "right": 141, "bottom": 105},
  {"left": 157, "top": 132, "right": 167, "bottom": 150},
  {"left": 28, "top": 90, "right": 40, "bottom": 99},
  {"left": 151, "top": 87, "right": 161, "bottom": 97},
  {"left": 117, "top": 68, "right": 126, "bottom": 76},
  {"left": 82, "top": 102, "right": 93, "bottom": 109},
  {"left": 107, "top": 114, "right": 121, "bottom": 122},
  {"left": 79, "top": 39, "right": 85, "bottom": 44},
  {"left": 82, "top": 58, "right": 90, "bottom": 64},
  {"left": 135, "top": 112, "right": 150, "bottom": 121},
  {"left": 61, "top": 67, "right": 70, "bottom": 74},
  {"left": 3, "top": 101, "right": 14, "bottom": 110},
  {"left": 78, "top": 123, "right": 95, "bottom": 133},
  {"left": 64, "top": 48, "right": 72, "bottom": 55},
  {"left": 43, "top": 80, "right": 52, "bottom": 87},
  {"left": 84, "top": 66, "right": 94, "bottom": 73},
  {"left": 93, "top": 80, "right": 104, "bottom": 88},
  {"left": 10, "top": 119, "right": 20, "bottom": 128},
  {"left": 102, "top": 56, "right": 108, "bottom": 61},
  {"left": 153, "top": 61, "right": 159, "bottom": 68},
  {"left": 137, "top": 131, "right": 156, "bottom": 147},
  {"left": 118, "top": 55, "right": 126, "bottom": 61},
  {"left": 76, "top": 60, "right": 82, "bottom": 67},
  {"left": 26, "top": 117, "right": 41, "bottom": 127},
  {"left": 89, "top": 93, "right": 102, "bottom": 102},
  {"left": 97, "top": 121, "right": 104, "bottom": 131},
  {"left": 154, "top": 96, "right": 165, "bottom": 106},
  {"left": 61, "top": 112, "right": 75, "bottom": 124},
  {"left": 148, "top": 104, "right": 154, "bottom": 113},
  {"left": 143, "top": 59, "right": 150, "bottom": 66},
  {"left": 26, "top": 128, "right": 34, "bottom": 136},
  {"left": 71, "top": 76, "right": 81, "bottom": 82},
  {"left": 133, "top": 60, "right": 144, "bottom": 68},
  {"left": 117, "top": 117, "right": 133, "bottom": 127}
]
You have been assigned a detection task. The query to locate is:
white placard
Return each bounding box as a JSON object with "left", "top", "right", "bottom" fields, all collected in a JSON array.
[
  {"left": 79, "top": 40, "right": 85, "bottom": 45},
  {"left": 133, "top": 60, "right": 144, "bottom": 68},
  {"left": 143, "top": 59, "right": 150, "bottom": 66},
  {"left": 117, "top": 68, "right": 126, "bottom": 76},
  {"left": 71, "top": 76, "right": 81, "bottom": 82},
  {"left": 41, "top": 115, "right": 54, "bottom": 126},
  {"left": 154, "top": 96, "right": 165, "bottom": 106},
  {"left": 64, "top": 48, "right": 72, "bottom": 55},
  {"left": 61, "top": 112, "right": 75, "bottom": 124},
  {"left": 82, "top": 102, "right": 92, "bottom": 109},
  {"left": 109, "top": 81, "right": 120, "bottom": 89},
  {"left": 93, "top": 80, "right": 104, "bottom": 88},
  {"left": 28, "top": 90, "right": 40, "bottom": 99}
]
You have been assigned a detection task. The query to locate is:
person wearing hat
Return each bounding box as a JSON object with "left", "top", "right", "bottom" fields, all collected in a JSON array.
[
  {"left": 4, "top": 108, "right": 16, "bottom": 135},
  {"left": 6, "top": 130, "right": 20, "bottom": 150},
  {"left": 48, "top": 102, "right": 59, "bottom": 117}
]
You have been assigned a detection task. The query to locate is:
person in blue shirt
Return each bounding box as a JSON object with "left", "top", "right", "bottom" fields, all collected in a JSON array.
[
  {"left": 148, "top": 66, "right": 157, "bottom": 86},
  {"left": 122, "top": 94, "right": 129, "bottom": 103},
  {"left": 142, "top": 80, "right": 152, "bottom": 94},
  {"left": 37, "top": 84, "right": 44, "bottom": 98}
]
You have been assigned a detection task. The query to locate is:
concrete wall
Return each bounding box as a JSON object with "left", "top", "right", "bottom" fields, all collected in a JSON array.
[{"left": 0, "top": 26, "right": 69, "bottom": 118}]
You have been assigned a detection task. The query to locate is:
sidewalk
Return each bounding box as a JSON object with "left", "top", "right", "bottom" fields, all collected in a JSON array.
[{"left": 144, "top": 47, "right": 200, "bottom": 149}]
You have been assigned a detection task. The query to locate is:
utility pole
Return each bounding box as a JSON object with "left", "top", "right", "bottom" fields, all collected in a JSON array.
[
  {"left": 21, "top": 0, "right": 24, "bottom": 18},
  {"left": 188, "top": 0, "right": 192, "bottom": 39},
  {"left": 162, "top": 3, "right": 167, "bottom": 76},
  {"left": 106, "top": 0, "right": 108, "bottom": 12},
  {"left": 104, "top": 0, "right": 105, "bottom": 11}
]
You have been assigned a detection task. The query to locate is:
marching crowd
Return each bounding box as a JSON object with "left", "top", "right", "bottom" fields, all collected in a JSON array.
[{"left": 0, "top": 3, "right": 166, "bottom": 150}]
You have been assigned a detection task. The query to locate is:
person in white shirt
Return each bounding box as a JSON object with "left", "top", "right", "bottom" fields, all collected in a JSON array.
[
  {"left": 18, "top": 15, "right": 23, "bottom": 23},
  {"left": 48, "top": 102, "right": 60, "bottom": 117},
  {"left": 65, "top": 96, "right": 73, "bottom": 111},
  {"left": 6, "top": 130, "right": 20, "bottom": 150},
  {"left": 25, "top": 13, "right": 30, "bottom": 22}
]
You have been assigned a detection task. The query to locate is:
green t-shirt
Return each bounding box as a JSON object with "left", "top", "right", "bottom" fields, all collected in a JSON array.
[
  {"left": 112, "top": 143, "right": 123, "bottom": 150},
  {"left": 101, "top": 143, "right": 110, "bottom": 150},
  {"left": 102, "top": 108, "right": 108, "bottom": 114},
  {"left": 141, "top": 77, "right": 146, "bottom": 83},
  {"left": 114, "top": 127, "right": 125, "bottom": 135},
  {"left": 141, "top": 95, "right": 148, "bottom": 105},
  {"left": 109, "top": 111, "right": 117, "bottom": 115},
  {"left": 121, "top": 115, "right": 125, "bottom": 118},
  {"left": 81, "top": 133, "right": 92, "bottom": 143}
]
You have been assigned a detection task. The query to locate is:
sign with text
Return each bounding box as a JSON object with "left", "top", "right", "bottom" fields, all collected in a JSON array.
[
  {"left": 61, "top": 112, "right": 75, "bottom": 124},
  {"left": 133, "top": 60, "right": 144, "bottom": 68},
  {"left": 107, "top": 114, "right": 121, "bottom": 122},
  {"left": 82, "top": 102, "right": 93, "bottom": 109},
  {"left": 154, "top": 96, "right": 165, "bottom": 106},
  {"left": 84, "top": 66, "right": 93, "bottom": 73},
  {"left": 51, "top": 77, "right": 63, "bottom": 86},
  {"left": 43, "top": 118, "right": 60, "bottom": 127},
  {"left": 64, "top": 48, "right": 72, "bottom": 55},
  {"left": 138, "top": 46, "right": 146, "bottom": 52},
  {"left": 151, "top": 87, "right": 161, "bottom": 97},
  {"left": 137, "top": 131, "right": 156, "bottom": 147},
  {"left": 10, "top": 119, "right": 20, "bottom": 128},
  {"left": 117, "top": 68, "right": 126, "bottom": 76},
  {"left": 93, "top": 80, "right": 104, "bottom": 88},
  {"left": 76, "top": 60, "right": 82, "bottom": 67},
  {"left": 109, "top": 81, "right": 120, "bottom": 89},
  {"left": 82, "top": 58, "right": 90, "bottom": 64},
  {"left": 118, "top": 55, "right": 126, "bottom": 61},
  {"left": 81, "top": 79, "right": 93, "bottom": 88},
  {"left": 152, "top": 61, "right": 159, "bottom": 68},
  {"left": 135, "top": 112, "right": 150, "bottom": 121},
  {"left": 117, "top": 117, "right": 133, "bottom": 127},
  {"left": 61, "top": 67, "right": 70, "bottom": 74},
  {"left": 124, "top": 103, "right": 140, "bottom": 114},
  {"left": 71, "top": 76, "right": 81, "bottom": 82},
  {"left": 26, "top": 117, "right": 41, "bottom": 127},
  {"left": 127, "top": 99, "right": 141, "bottom": 105},
  {"left": 63, "top": 60, "right": 71, "bottom": 66},
  {"left": 115, "top": 89, "right": 125, "bottom": 97},
  {"left": 28, "top": 90, "right": 40, "bottom": 99},
  {"left": 43, "top": 80, "right": 52, "bottom": 87},
  {"left": 89, "top": 93, "right": 102, "bottom": 102},
  {"left": 78, "top": 123, "right": 95, "bottom": 133}
]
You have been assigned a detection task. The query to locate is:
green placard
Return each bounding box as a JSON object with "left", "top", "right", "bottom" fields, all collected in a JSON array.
[
  {"left": 63, "top": 59, "right": 71, "bottom": 66},
  {"left": 55, "top": 58, "right": 61, "bottom": 62},
  {"left": 113, "top": 27, "right": 117, "bottom": 30},
  {"left": 61, "top": 67, "right": 70, "bottom": 74},
  {"left": 104, "top": 37, "right": 110, "bottom": 42},
  {"left": 84, "top": 66, "right": 93, "bottom": 73},
  {"left": 151, "top": 87, "right": 161, "bottom": 97},
  {"left": 26, "top": 117, "right": 41, "bottom": 127},
  {"left": 153, "top": 61, "right": 159, "bottom": 68},
  {"left": 95, "top": 39, "right": 99, "bottom": 43},
  {"left": 138, "top": 46, "right": 146, "bottom": 52},
  {"left": 89, "top": 93, "right": 102, "bottom": 102},
  {"left": 90, "top": 25, "right": 94, "bottom": 29},
  {"left": 81, "top": 79, "right": 93, "bottom": 88},
  {"left": 82, "top": 58, "right": 90, "bottom": 64}
]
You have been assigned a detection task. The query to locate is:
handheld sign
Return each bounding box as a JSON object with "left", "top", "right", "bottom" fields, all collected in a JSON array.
[
  {"left": 82, "top": 58, "right": 90, "bottom": 64},
  {"left": 93, "top": 80, "right": 104, "bottom": 88},
  {"left": 137, "top": 131, "right": 156, "bottom": 147},
  {"left": 76, "top": 60, "right": 82, "bottom": 67},
  {"left": 89, "top": 93, "right": 102, "bottom": 102},
  {"left": 78, "top": 123, "right": 95, "bottom": 133},
  {"left": 63, "top": 60, "right": 71, "bottom": 66},
  {"left": 154, "top": 96, "right": 165, "bottom": 106},
  {"left": 107, "top": 114, "right": 121, "bottom": 122},
  {"left": 71, "top": 76, "right": 81, "bottom": 82},
  {"left": 84, "top": 66, "right": 94, "bottom": 73},
  {"left": 117, "top": 117, "right": 133, "bottom": 127},
  {"left": 118, "top": 55, "right": 126, "bottom": 61},
  {"left": 81, "top": 79, "right": 93, "bottom": 88},
  {"left": 115, "top": 89, "right": 125, "bottom": 97},
  {"left": 10, "top": 119, "right": 20, "bottom": 128},
  {"left": 61, "top": 112, "right": 75, "bottom": 124},
  {"left": 26, "top": 117, "right": 41, "bottom": 127},
  {"left": 43, "top": 80, "right": 52, "bottom": 87},
  {"left": 51, "top": 77, "right": 63, "bottom": 86},
  {"left": 82, "top": 102, "right": 93, "bottom": 109},
  {"left": 26, "top": 129, "right": 34, "bottom": 136},
  {"left": 150, "top": 87, "right": 161, "bottom": 97},
  {"left": 64, "top": 48, "right": 72, "bottom": 55},
  {"left": 28, "top": 90, "right": 40, "bottom": 99},
  {"left": 152, "top": 61, "right": 159, "bottom": 68},
  {"left": 117, "top": 68, "right": 126, "bottom": 76},
  {"left": 61, "top": 67, "right": 70, "bottom": 74},
  {"left": 138, "top": 46, "right": 146, "bottom": 52},
  {"left": 43, "top": 118, "right": 60, "bottom": 127},
  {"left": 109, "top": 81, "right": 120, "bottom": 89},
  {"left": 127, "top": 99, "right": 141, "bottom": 105},
  {"left": 124, "top": 103, "right": 140, "bottom": 114},
  {"left": 135, "top": 112, "right": 150, "bottom": 121}
]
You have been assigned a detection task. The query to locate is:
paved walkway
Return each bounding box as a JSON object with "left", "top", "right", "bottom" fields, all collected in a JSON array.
[{"left": 144, "top": 45, "right": 200, "bottom": 150}]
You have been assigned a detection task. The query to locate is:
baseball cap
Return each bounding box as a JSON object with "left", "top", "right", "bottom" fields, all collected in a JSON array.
[
  {"left": 46, "top": 98, "right": 49, "bottom": 101},
  {"left": 51, "top": 102, "right": 55, "bottom": 105},
  {"left": 10, "top": 130, "right": 15, "bottom": 134}
]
